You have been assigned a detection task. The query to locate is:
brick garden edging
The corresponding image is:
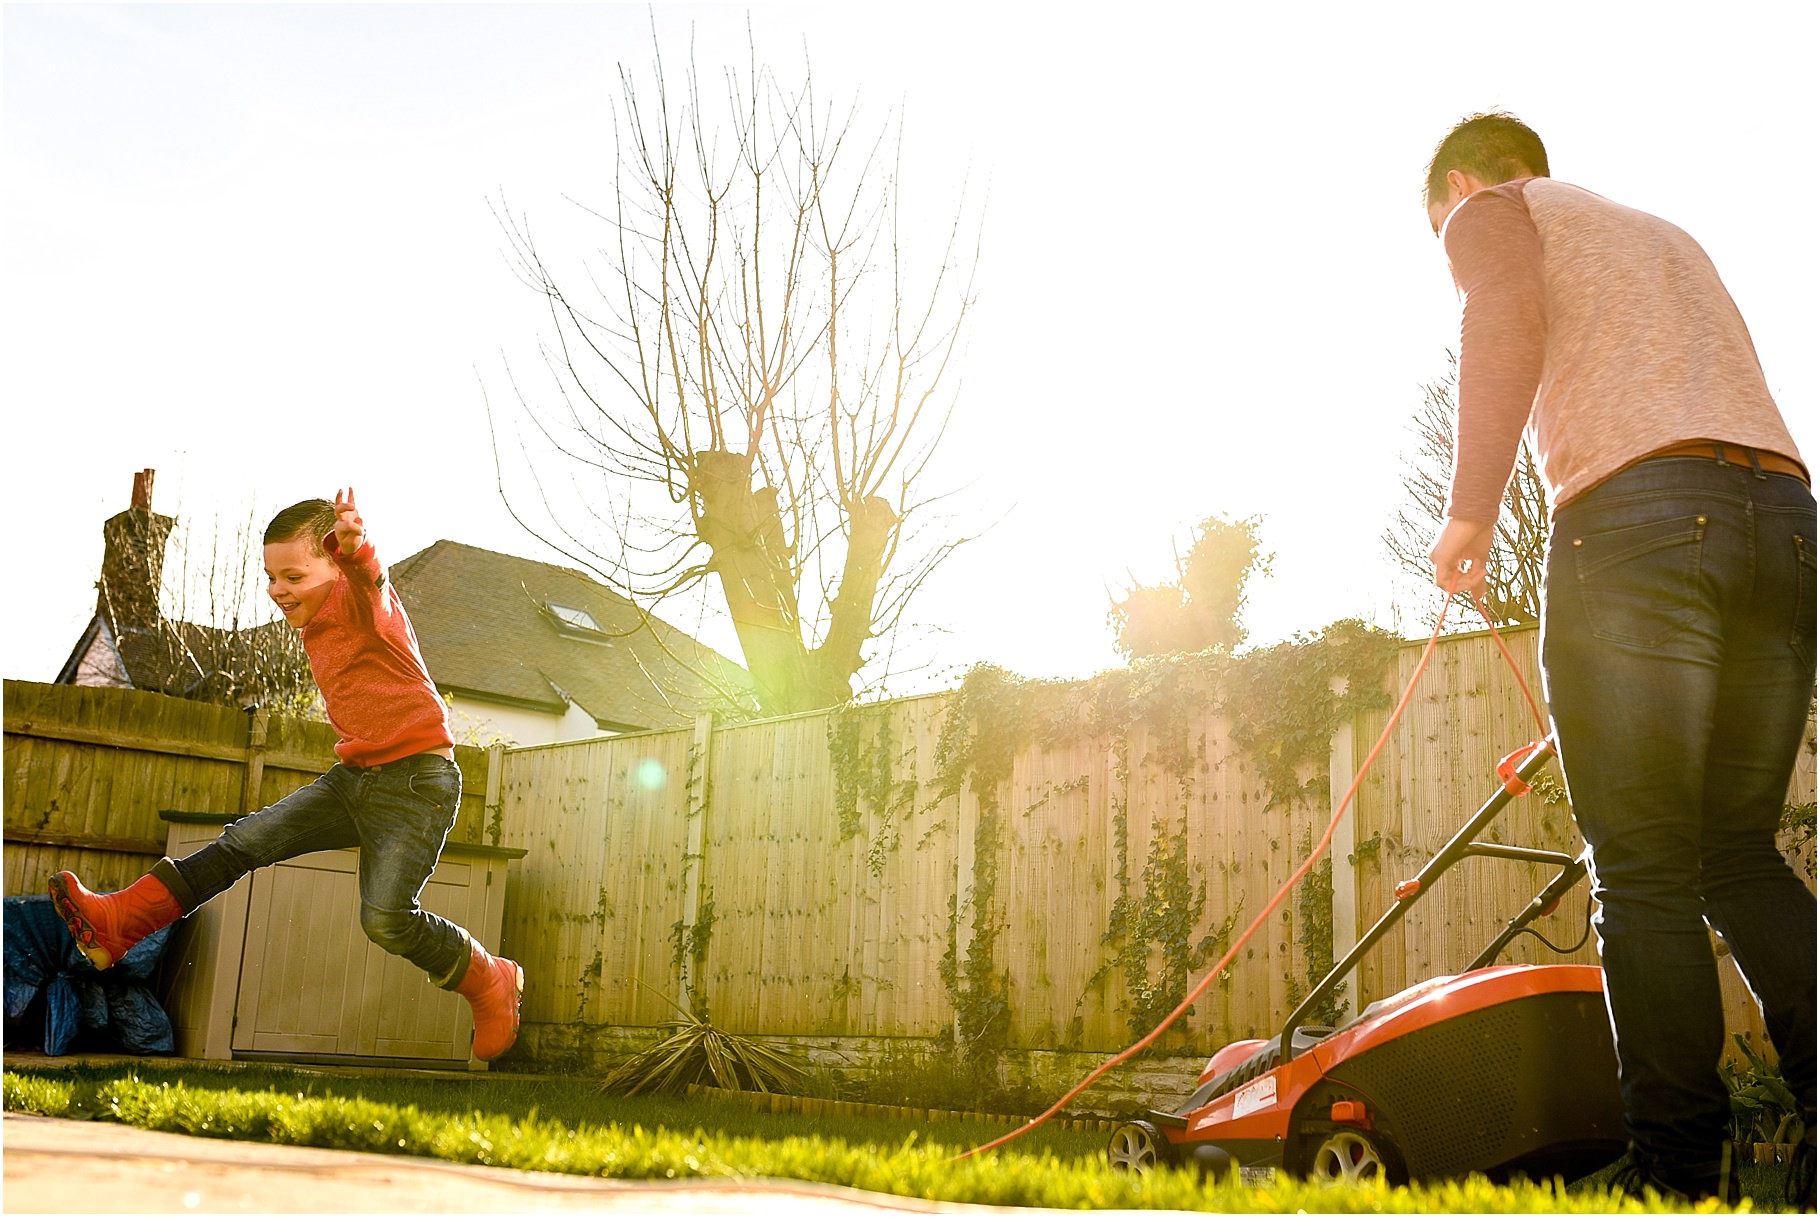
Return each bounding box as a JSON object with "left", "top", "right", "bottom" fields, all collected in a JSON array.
[
  {"left": 517, "top": 1025, "right": 1204, "bottom": 1117},
  {"left": 683, "top": 1083, "right": 1120, "bottom": 1133}
]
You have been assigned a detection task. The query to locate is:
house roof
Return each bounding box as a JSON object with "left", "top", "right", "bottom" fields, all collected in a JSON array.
[
  {"left": 55, "top": 612, "right": 314, "bottom": 709},
  {"left": 389, "top": 541, "right": 752, "bottom": 732},
  {"left": 55, "top": 616, "right": 128, "bottom": 688}
]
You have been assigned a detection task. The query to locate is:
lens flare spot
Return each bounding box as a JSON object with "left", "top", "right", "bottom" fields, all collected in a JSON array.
[{"left": 635, "top": 758, "right": 667, "bottom": 791}]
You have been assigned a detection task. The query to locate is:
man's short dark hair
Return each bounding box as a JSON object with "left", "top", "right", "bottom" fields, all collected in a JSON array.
[
  {"left": 265, "top": 499, "right": 338, "bottom": 553},
  {"left": 1425, "top": 111, "right": 1550, "bottom": 205}
]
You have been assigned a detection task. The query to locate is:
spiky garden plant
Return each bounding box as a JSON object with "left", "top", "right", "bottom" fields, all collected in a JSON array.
[
  {"left": 598, "top": 992, "right": 810, "bottom": 1096},
  {"left": 1725, "top": 1032, "right": 1806, "bottom": 1147}
]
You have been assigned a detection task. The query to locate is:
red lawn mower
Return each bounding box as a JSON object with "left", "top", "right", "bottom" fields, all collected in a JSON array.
[{"left": 1107, "top": 742, "right": 1627, "bottom": 1185}]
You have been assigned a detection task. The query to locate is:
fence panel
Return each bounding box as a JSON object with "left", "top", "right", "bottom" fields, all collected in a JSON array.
[
  {"left": 854, "top": 696, "right": 967, "bottom": 1036},
  {"left": 1347, "top": 627, "right": 1595, "bottom": 1005},
  {"left": 5, "top": 683, "right": 255, "bottom": 897},
  {"left": 995, "top": 732, "right": 1112, "bottom": 1049},
  {"left": 700, "top": 697, "right": 961, "bottom": 1037},
  {"left": 1348, "top": 627, "right": 1814, "bottom": 1061},
  {"left": 3, "top": 680, "right": 490, "bottom": 900},
  {"left": 1018, "top": 711, "right": 1324, "bottom": 1053},
  {"left": 495, "top": 729, "right": 694, "bottom": 1029}
]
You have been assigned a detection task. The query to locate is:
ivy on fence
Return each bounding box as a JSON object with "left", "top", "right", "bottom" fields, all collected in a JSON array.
[
  {"left": 668, "top": 893, "right": 717, "bottom": 1020},
  {"left": 932, "top": 666, "right": 1051, "bottom": 1076},
  {"left": 919, "top": 620, "right": 1398, "bottom": 1064},
  {"left": 826, "top": 700, "right": 918, "bottom": 873}
]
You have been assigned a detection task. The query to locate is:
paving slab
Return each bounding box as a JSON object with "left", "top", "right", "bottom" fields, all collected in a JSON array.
[{"left": 1, "top": 1113, "right": 1084, "bottom": 1215}]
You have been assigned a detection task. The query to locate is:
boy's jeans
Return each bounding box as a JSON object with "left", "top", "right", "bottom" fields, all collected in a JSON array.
[
  {"left": 1542, "top": 455, "right": 1816, "bottom": 1175},
  {"left": 161, "top": 753, "right": 472, "bottom": 988}
]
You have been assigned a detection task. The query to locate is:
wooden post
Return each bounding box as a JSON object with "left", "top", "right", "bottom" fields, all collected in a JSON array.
[
  {"left": 1328, "top": 675, "right": 1357, "bottom": 1020},
  {"left": 241, "top": 708, "right": 269, "bottom": 813},
  {"left": 951, "top": 775, "right": 979, "bottom": 1045},
  {"left": 484, "top": 742, "right": 506, "bottom": 846},
  {"left": 677, "top": 713, "right": 714, "bottom": 1014}
]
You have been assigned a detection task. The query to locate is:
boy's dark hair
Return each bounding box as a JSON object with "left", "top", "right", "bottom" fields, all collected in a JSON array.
[
  {"left": 1425, "top": 111, "right": 1550, "bottom": 206},
  {"left": 265, "top": 499, "right": 338, "bottom": 554}
]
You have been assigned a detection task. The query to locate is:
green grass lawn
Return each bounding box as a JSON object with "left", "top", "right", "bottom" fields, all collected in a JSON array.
[{"left": 2, "top": 1060, "right": 1795, "bottom": 1212}]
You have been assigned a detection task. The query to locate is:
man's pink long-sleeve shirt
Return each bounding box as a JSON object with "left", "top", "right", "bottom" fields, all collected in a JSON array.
[{"left": 1439, "top": 177, "right": 1803, "bottom": 521}]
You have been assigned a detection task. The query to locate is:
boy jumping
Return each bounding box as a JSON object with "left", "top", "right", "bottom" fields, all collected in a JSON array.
[{"left": 49, "top": 489, "right": 524, "bottom": 1061}]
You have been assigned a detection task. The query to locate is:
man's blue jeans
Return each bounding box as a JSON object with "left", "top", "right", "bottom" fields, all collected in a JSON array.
[
  {"left": 1542, "top": 455, "right": 1816, "bottom": 1176},
  {"left": 160, "top": 753, "right": 473, "bottom": 988}
]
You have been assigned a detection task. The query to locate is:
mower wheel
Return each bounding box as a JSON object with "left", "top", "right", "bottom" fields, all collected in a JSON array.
[
  {"left": 1307, "top": 1128, "right": 1401, "bottom": 1186},
  {"left": 1107, "top": 1120, "right": 1174, "bottom": 1173}
]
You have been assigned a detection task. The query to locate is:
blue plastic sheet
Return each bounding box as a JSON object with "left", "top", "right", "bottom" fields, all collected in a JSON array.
[{"left": 3, "top": 893, "right": 174, "bottom": 1055}]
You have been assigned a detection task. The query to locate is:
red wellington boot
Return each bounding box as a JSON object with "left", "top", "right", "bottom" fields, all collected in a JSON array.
[
  {"left": 47, "top": 871, "right": 183, "bottom": 971},
  {"left": 453, "top": 939, "right": 524, "bottom": 1062}
]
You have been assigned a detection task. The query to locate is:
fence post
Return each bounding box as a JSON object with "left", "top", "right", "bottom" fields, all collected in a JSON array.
[
  {"left": 1328, "top": 676, "right": 1357, "bottom": 1020},
  {"left": 678, "top": 713, "right": 714, "bottom": 1014},
  {"left": 484, "top": 742, "right": 506, "bottom": 846},
  {"left": 241, "top": 708, "right": 269, "bottom": 813},
  {"left": 951, "top": 778, "right": 979, "bottom": 1045}
]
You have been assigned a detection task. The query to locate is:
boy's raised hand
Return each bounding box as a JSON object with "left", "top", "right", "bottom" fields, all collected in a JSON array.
[{"left": 333, "top": 487, "right": 366, "bottom": 554}]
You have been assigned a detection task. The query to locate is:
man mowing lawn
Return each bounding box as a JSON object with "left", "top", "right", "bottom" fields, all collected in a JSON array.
[
  {"left": 48, "top": 489, "right": 524, "bottom": 1061},
  {"left": 1421, "top": 112, "right": 1815, "bottom": 1205}
]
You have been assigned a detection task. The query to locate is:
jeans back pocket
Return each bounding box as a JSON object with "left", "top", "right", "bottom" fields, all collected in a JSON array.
[{"left": 1572, "top": 514, "right": 1707, "bottom": 648}]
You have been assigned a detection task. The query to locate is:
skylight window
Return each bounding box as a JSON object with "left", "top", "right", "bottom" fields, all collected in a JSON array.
[{"left": 546, "top": 602, "right": 604, "bottom": 634}]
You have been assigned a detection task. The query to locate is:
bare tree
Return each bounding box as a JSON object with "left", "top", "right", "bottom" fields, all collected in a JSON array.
[
  {"left": 1383, "top": 355, "right": 1547, "bottom": 628},
  {"left": 490, "top": 35, "right": 980, "bottom": 717}
]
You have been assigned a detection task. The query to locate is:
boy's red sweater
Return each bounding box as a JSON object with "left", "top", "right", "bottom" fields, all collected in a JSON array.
[{"left": 301, "top": 533, "right": 455, "bottom": 767}]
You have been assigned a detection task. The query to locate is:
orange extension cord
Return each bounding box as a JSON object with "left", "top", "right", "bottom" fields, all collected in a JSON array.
[{"left": 949, "top": 584, "right": 1553, "bottom": 1162}]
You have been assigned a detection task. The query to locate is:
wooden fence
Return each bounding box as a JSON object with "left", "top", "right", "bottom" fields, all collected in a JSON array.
[
  {"left": 1347, "top": 628, "right": 1815, "bottom": 1058},
  {"left": 1349, "top": 626, "right": 1593, "bottom": 1004},
  {"left": 6, "top": 623, "right": 1813, "bottom": 1066},
  {"left": 2, "top": 681, "right": 495, "bottom": 903},
  {"left": 494, "top": 690, "right": 1323, "bottom": 1052},
  {"left": 493, "top": 625, "right": 1814, "bottom": 1060}
]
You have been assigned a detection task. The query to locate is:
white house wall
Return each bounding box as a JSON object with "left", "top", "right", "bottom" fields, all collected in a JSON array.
[
  {"left": 73, "top": 632, "right": 132, "bottom": 689},
  {"left": 444, "top": 694, "right": 611, "bottom": 748},
  {"left": 554, "top": 698, "right": 606, "bottom": 742}
]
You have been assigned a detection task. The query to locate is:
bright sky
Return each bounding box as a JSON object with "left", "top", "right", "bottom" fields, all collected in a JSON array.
[{"left": 4, "top": 4, "right": 1814, "bottom": 695}]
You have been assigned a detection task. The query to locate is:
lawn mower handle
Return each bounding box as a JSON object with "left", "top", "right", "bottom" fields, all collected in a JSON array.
[{"left": 1277, "top": 740, "right": 1571, "bottom": 1063}]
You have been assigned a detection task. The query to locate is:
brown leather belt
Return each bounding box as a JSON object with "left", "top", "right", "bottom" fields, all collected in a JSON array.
[{"left": 1647, "top": 440, "right": 1810, "bottom": 484}]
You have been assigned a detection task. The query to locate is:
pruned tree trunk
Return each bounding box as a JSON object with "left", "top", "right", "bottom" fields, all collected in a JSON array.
[{"left": 688, "top": 450, "right": 900, "bottom": 713}]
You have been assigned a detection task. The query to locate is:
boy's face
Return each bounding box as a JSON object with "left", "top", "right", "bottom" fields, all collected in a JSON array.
[{"left": 264, "top": 536, "right": 341, "bottom": 630}]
